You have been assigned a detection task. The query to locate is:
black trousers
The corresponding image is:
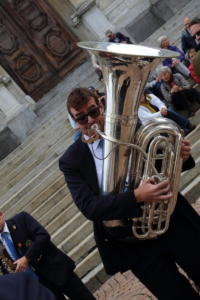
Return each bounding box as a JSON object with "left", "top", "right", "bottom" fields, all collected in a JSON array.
[
  {"left": 40, "top": 272, "right": 95, "bottom": 300},
  {"left": 62, "top": 273, "right": 95, "bottom": 300},
  {"left": 172, "top": 88, "right": 200, "bottom": 110},
  {"left": 129, "top": 211, "right": 200, "bottom": 300}
]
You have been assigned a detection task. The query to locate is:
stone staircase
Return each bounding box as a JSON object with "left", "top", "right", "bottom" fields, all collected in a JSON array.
[
  {"left": 0, "top": 0, "right": 200, "bottom": 296},
  {"left": 0, "top": 105, "right": 199, "bottom": 294}
]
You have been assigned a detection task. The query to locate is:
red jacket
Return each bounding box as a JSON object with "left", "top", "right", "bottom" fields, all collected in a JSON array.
[{"left": 189, "top": 63, "right": 200, "bottom": 84}]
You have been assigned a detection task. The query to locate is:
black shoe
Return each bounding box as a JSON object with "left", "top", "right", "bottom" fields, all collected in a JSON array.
[
  {"left": 188, "top": 111, "right": 195, "bottom": 117},
  {"left": 187, "top": 122, "right": 196, "bottom": 130}
]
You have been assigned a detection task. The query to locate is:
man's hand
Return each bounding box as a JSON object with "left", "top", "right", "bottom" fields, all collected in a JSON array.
[
  {"left": 160, "top": 108, "right": 168, "bottom": 116},
  {"left": 181, "top": 139, "right": 191, "bottom": 161},
  {"left": 172, "top": 59, "right": 180, "bottom": 67},
  {"left": 134, "top": 178, "right": 172, "bottom": 203},
  {"left": 14, "top": 256, "right": 29, "bottom": 272},
  {"left": 170, "top": 84, "right": 182, "bottom": 93}
]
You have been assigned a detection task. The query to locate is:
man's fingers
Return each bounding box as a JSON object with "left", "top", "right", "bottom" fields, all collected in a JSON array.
[
  {"left": 182, "top": 138, "right": 191, "bottom": 146},
  {"left": 14, "top": 263, "right": 20, "bottom": 272},
  {"left": 150, "top": 192, "right": 173, "bottom": 203},
  {"left": 159, "top": 192, "right": 173, "bottom": 201},
  {"left": 156, "top": 185, "right": 171, "bottom": 196},
  {"left": 14, "top": 261, "right": 25, "bottom": 272},
  {"left": 154, "top": 179, "right": 170, "bottom": 189}
]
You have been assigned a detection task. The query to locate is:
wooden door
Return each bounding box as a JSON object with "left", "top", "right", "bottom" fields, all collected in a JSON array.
[{"left": 0, "top": 0, "right": 86, "bottom": 100}]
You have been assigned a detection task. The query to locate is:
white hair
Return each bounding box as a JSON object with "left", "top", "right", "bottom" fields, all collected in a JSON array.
[
  {"left": 158, "top": 66, "right": 172, "bottom": 76},
  {"left": 157, "top": 35, "right": 168, "bottom": 47}
]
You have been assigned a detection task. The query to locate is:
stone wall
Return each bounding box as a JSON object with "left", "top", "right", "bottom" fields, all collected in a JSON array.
[{"left": 64, "top": 0, "right": 192, "bottom": 42}]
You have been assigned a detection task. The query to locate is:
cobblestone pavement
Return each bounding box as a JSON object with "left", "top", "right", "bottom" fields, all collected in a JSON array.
[{"left": 94, "top": 199, "right": 200, "bottom": 300}]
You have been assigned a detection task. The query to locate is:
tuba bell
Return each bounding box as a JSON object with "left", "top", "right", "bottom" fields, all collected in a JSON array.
[{"left": 78, "top": 41, "right": 183, "bottom": 240}]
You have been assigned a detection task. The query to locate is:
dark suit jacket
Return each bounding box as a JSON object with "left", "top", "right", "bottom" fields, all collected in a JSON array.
[
  {"left": 181, "top": 28, "right": 199, "bottom": 53},
  {"left": 59, "top": 138, "right": 200, "bottom": 275},
  {"left": 0, "top": 273, "right": 55, "bottom": 300},
  {"left": 6, "top": 212, "right": 75, "bottom": 287}
]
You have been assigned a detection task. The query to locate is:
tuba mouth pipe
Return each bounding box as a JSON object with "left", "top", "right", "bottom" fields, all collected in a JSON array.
[{"left": 78, "top": 41, "right": 182, "bottom": 240}]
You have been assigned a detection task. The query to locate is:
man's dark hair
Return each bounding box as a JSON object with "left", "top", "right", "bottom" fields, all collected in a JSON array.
[
  {"left": 67, "top": 87, "right": 99, "bottom": 118},
  {"left": 189, "top": 18, "right": 200, "bottom": 27}
]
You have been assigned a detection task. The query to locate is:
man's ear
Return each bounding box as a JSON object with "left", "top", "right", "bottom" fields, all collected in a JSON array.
[{"left": 99, "top": 101, "right": 104, "bottom": 114}]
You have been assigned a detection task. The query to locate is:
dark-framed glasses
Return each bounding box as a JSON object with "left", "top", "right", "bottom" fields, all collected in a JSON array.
[
  {"left": 193, "top": 30, "right": 200, "bottom": 39},
  {"left": 74, "top": 106, "right": 100, "bottom": 125}
]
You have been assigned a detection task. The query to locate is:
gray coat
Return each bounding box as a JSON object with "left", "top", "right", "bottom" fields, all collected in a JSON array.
[{"left": 160, "top": 73, "right": 191, "bottom": 106}]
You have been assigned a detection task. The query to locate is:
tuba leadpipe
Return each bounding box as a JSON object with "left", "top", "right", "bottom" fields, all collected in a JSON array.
[{"left": 78, "top": 42, "right": 182, "bottom": 239}]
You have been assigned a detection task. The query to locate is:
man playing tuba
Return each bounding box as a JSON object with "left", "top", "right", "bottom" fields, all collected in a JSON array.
[{"left": 60, "top": 86, "right": 200, "bottom": 300}]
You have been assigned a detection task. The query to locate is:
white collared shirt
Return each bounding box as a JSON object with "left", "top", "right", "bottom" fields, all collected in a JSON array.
[
  {"left": 0, "top": 222, "right": 16, "bottom": 260},
  {"left": 87, "top": 139, "right": 103, "bottom": 187}
]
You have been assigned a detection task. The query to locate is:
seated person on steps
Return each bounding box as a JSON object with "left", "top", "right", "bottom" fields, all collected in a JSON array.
[
  {"left": 158, "top": 66, "right": 200, "bottom": 116},
  {"left": 0, "top": 211, "right": 95, "bottom": 300},
  {"left": 138, "top": 89, "right": 195, "bottom": 135}
]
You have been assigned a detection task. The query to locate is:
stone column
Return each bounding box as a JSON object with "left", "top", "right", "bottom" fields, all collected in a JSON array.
[
  {"left": 0, "top": 77, "right": 22, "bottom": 120},
  {"left": 69, "top": 0, "right": 113, "bottom": 39},
  {"left": 0, "top": 73, "right": 37, "bottom": 159},
  {"left": 82, "top": 6, "right": 113, "bottom": 39}
]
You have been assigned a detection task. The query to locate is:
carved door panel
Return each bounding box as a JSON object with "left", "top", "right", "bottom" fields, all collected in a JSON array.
[{"left": 0, "top": 0, "right": 85, "bottom": 100}]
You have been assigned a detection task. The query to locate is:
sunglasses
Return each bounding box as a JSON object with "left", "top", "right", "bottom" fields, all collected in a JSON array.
[
  {"left": 74, "top": 106, "right": 100, "bottom": 125},
  {"left": 192, "top": 30, "right": 200, "bottom": 39}
]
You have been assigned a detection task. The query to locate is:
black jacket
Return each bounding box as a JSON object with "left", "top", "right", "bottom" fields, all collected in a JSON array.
[
  {"left": 59, "top": 138, "right": 199, "bottom": 275},
  {"left": 6, "top": 212, "right": 75, "bottom": 287},
  {"left": 181, "top": 28, "right": 199, "bottom": 53},
  {"left": 0, "top": 272, "right": 55, "bottom": 300}
]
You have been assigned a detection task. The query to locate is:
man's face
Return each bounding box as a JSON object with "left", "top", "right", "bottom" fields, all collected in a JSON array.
[
  {"left": 188, "top": 49, "right": 196, "bottom": 61},
  {"left": 161, "top": 38, "right": 169, "bottom": 48},
  {"left": 0, "top": 212, "right": 5, "bottom": 232},
  {"left": 107, "top": 32, "right": 115, "bottom": 40},
  {"left": 161, "top": 71, "right": 171, "bottom": 82},
  {"left": 190, "top": 23, "right": 200, "bottom": 43},
  {"left": 183, "top": 18, "right": 190, "bottom": 29},
  {"left": 70, "top": 97, "right": 104, "bottom": 134}
]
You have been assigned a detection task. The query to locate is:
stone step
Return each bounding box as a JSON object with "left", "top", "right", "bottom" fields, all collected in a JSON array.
[
  {"left": 187, "top": 119, "right": 200, "bottom": 140},
  {"left": 0, "top": 127, "right": 72, "bottom": 186},
  {"left": 2, "top": 170, "right": 63, "bottom": 219},
  {"left": 21, "top": 175, "right": 66, "bottom": 215},
  {"left": 180, "top": 125, "right": 200, "bottom": 200},
  {"left": 34, "top": 190, "right": 73, "bottom": 228},
  {"left": 83, "top": 263, "right": 109, "bottom": 293},
  {"left": 27, "top": 104, "right": 67, "bottom": 136},
  {"left": 181, "top": 158, "right": 200, "bottom": 201},
  {"left": 0, "top": 134, "right": 73, "bottom": 200},
  {"left": 182, "top": 159, "right": 200, "bottom": 203},
  {"left": 0, "top": 118, "right": 72, "bottom": 176},
  {"left": 51, "top": 211, "right": 86, "bottom": 245},
  {"left": 68, "top": 232, "right": 95, "bottom": 263},
  {"left": 45, "top": 201, "right": 78, "bottom": 235},
  {"left": 31, "top": 186, "right": 70, "bottom": 223},
  {"left": 181, "top": 134, "right": 200, "bottom": 179},
  {"left": 0, "top": 157, "right": 60, "bottom": 210},
  {"left": 75, "top": 248, "right": 102, "bottom": 279},
  {"left": 0, "top": 130, "right": 68, "bottom": 192},
  {"left": 59, "top": 220, "right": 92, "bottom": 253},
  {"left": 0, "top": 111, "right": 69, "bottom": 169}
]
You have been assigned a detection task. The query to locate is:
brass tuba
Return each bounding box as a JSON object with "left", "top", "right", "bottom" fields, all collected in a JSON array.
[{"left": 78, "top": 42, "right": 183, "bottom": 240}]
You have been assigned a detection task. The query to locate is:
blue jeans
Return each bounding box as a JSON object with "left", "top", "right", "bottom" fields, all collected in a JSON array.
[{"left": 166, "top": 109, "right": 191, "bottom": 134}]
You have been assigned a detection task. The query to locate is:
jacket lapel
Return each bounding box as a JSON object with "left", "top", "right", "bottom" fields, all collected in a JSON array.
[
  {"left": 6, "top": 219, "right": 23, "bottom": 256},
  {"left": 78, "top": 139, "right": 100, "bottom": 194}
]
